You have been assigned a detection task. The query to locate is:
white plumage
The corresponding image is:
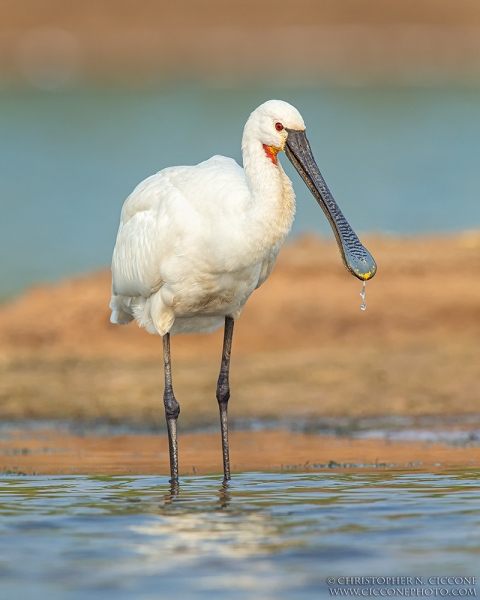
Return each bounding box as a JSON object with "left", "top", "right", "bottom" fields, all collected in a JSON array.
[
  {"left": 109, "top": 99, "right": 376, "bottom": 483},
  {"left": 110, "top": 99, "right": 305, "bottom": 336}
]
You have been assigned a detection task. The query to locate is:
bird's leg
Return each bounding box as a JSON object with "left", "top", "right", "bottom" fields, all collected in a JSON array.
[
  {"left": 162, "top": 333, "right": 180, "bottom": 483},
  {"left": 216, "top": 316, "right": 234, "bottom": 481}
]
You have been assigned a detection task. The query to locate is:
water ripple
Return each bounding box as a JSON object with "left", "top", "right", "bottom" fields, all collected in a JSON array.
[{"left": 0, "top": 471, "right": 479, "bottom": 599}]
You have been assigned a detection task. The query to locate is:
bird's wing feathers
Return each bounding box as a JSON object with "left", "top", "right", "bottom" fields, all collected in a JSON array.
[
  {"left": 112, "top": 173, "right": 183, "bottom": 298},
  {"left": 119, "top": 171, "right": 182, "bottom": 225},
  {"left": 165, "top": 156, "right": 248, "bottom": 209},
  {"left": 112, "top": 157, "right": 249, "bottom": 299}
]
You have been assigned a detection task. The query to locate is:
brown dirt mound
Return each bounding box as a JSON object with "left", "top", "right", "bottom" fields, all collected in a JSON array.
[
  {"left": 2, "top": 233, "right": 480, "bottom": 358},
  {"left": 1, "top": 234, "right": 480, "bottom": 422}
]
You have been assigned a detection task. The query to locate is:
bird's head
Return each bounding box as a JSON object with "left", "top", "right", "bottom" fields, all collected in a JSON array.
[
  {"left": 245, "top": 99, "right": 377, "bottom": 282},
  {"left": 245, "top": 99, "right": 305, "bottom": 162}
]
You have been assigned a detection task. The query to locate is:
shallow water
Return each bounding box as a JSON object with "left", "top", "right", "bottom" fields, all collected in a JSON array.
[{"left": 0, "top": 471, "right": 479, "bottom": 599}]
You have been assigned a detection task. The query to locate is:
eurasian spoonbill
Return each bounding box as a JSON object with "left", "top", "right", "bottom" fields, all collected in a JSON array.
[{"left": 110, "top": 99, "right": 377, "bottom": 483}]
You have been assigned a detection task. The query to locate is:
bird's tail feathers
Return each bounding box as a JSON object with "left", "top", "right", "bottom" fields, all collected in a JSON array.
[
  {"left": 131, "top": 298, "right": 157, "bottom": 334},
  {"left": 110, "top": 292, "right": 174, "bottom": 336},
  {"left": 109, "top": 295, "right": 134, "bottom": 325}
]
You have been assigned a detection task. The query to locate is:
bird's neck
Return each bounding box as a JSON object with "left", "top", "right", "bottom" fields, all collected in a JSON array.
[{"left": 241, "top": 133, "right": 296, "bottom": 253}]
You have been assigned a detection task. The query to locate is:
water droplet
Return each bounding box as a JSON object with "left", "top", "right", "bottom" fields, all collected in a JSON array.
[{"left": 360, "top": 280, "right": 366, "bottom": 311}]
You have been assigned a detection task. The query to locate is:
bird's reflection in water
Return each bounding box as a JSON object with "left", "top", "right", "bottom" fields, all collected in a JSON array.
[
  {"left": 131, "top": 481, "right": 277, "bottom": 565},
  {"left": 162, "top": 479, "right": 230, "bottom": 510},
  {"left": 163, "top": 479, "right": 180, "bottom": 505},
  {"left": 217, "top": 480, "right": 231, "bottom": 510}
]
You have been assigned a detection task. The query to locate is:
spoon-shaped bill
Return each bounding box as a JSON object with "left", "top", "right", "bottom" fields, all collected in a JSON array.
[{"left": 285, "top": 128, "right": 377, "bottom": 281}]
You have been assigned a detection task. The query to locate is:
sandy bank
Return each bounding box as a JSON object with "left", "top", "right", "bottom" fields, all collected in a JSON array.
[{"left": 1, "top": 234, "right": 480, "bottom": 423}]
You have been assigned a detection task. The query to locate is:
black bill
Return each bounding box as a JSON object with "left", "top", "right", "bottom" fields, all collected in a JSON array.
[{"left": 285, "top": 128, "right": 377, "bottom": 281}]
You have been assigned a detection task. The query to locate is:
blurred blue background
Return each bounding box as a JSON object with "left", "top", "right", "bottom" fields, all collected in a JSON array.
[{"left": 1, "top": 1, "right": 480, "bottom": 297}]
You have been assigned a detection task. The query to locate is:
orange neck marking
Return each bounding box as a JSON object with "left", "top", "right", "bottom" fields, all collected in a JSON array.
[{"left": 263, "top": 144, "right": 280, "bottom": 165}]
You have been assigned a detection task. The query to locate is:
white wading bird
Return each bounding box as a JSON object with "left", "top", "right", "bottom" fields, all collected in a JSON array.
[{"left": 110, "top": 100, "right": 377, "bottom": 483}]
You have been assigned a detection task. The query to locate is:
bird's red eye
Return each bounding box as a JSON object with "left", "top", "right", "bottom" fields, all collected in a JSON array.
[{"left": 275, "top": 122, "right": 284, "bottom": 131}]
